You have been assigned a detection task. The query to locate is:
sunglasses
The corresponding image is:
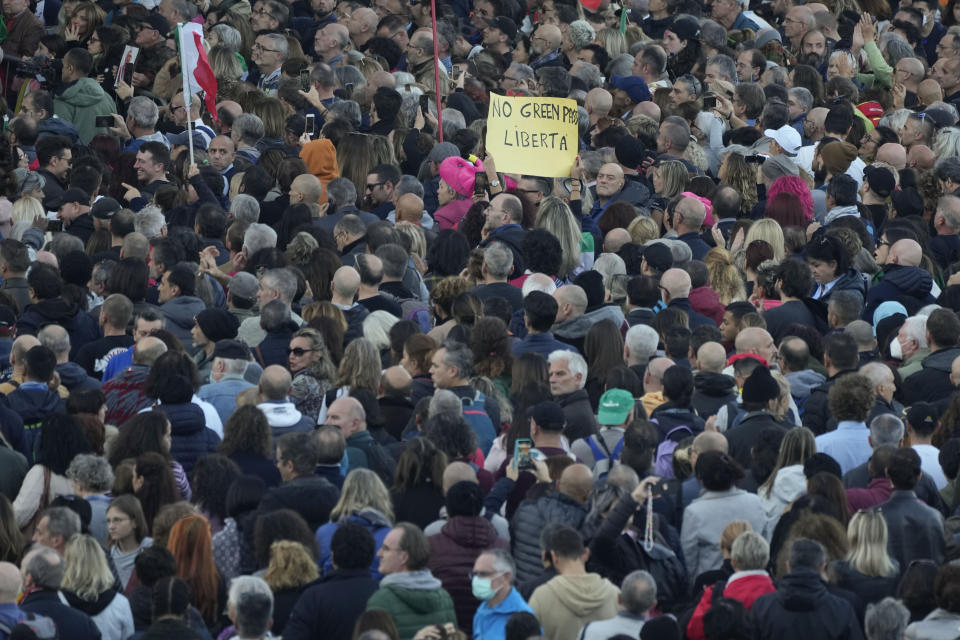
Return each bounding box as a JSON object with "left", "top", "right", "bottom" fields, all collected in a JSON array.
[{"left": 287, "top": 347, "right": 315, "bottom": 357}]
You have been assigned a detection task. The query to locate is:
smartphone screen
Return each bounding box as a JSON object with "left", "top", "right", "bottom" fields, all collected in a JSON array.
[
  {"left": 703, "top": 95, "right": 717, "bottom": 109},
  {"left": 473, "top": 172, "right": 489, "bottom": 197},
  {"left": 95, "top": 115, "right": 113, "bottom": 128},
  {"left": 300, "top": 69, "right": 311, "bottom": 92},
  {"left": 305, "top": 114, "right": 315, "bottom": 137},
  {"left": 419, "top": 94, "right": 429, "bottom": 114}
]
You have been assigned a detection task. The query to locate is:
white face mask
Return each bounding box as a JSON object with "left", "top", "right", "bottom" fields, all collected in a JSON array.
[{"left": 890, "top": 336, "right": 902, "bottom": 360}]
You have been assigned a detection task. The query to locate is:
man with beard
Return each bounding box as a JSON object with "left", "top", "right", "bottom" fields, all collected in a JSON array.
[
  {"left": 529, "top": 24, "right": 563, "bottom": 70},
  {"left": 364, "top": 164, "right": 400, "bottom": 219},
  {"left": 798, "top": 28, "right": 827, "bottom": 67}
]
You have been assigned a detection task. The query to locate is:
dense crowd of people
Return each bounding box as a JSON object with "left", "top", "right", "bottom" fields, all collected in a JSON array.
[{"left": 1, "top": 0, "right": 960, "bottom": 637}]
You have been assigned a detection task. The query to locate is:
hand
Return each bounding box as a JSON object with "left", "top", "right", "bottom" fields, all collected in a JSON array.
[
  {"left": 316, "top": 202, "right": 329, "bottom": 217},
  {"left": 109, "top": 113, "right": 131, "bottom": 141},
  {"left": 231, "top": 250, "right": 248, "bottom": 272},
  {"left": 414, "top": 105, "right": 425, "bottom": 130},
  {"left": 64, "top": 24, "right": 80, "bottom": 41},
  {"left": 631, "top": 475, "right": 660, "bottom": 502},
  {"left": 852, "top": 23, "right": 864, "bottom": 52},
  {"left": 188, "top": 162, "right": 200, "bottom": 179},
  {"left": 412, "top": 253, "right": 428, "bottom": 275},
  {"left": 424, "top": 109, "right": 438, "bottom": 132},
  {"left": 713, "top": 94, "right": 734, "bottom": 120},
  {"left": 121, "top": 183, "right": 141, "bottom": 202},
  {"left": 705, "top": 415, "right": 718, "bottom": 432},
  {"left": 730, "top": 226, "right": 746, "bottom": 253},
  {"left": 199, "top": 246, "right": 219, "bottom": 273},
  {"left": 506, "top": 456, "right": 519, "bottom": 481},
  {"left": 96, "top": 73, "right": 104, "bottom": 84},
  {"left": 414, "top": 624, "right": 457, "bottom": 640},
  {"left": 806, "top": 220, "right": 822, "bottom": 241},
  {"left": 484, "top": 152, "right": 498, "bottom": 179},
  {"left": 892, "top": 82, "right": 906, "bottom": 110},
  {"left": 711, "top": 222, "right": 725, "bottom": 249},
  {"left": 131, "top": 72, "right": 149, "bottom": 88},
  {"left": 859, "top": 13, "right": 877, "bottom": 43},
  {"left": 299, "top": 132, "right": 312, "bottom": 146},
  {"left": 948, "top": 270, "right": 960, "bottom": 287},
  {"left": 298, "top": 86, "right": 322, "bottom": 109},
  {"left": 571, "top": 155, "right": 584, "bottom": 180},
  {"left": 531, "top": 457, "right": 551, "bottom": 483}
]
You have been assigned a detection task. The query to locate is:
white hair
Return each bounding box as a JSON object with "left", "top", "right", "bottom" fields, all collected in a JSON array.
[
  {"left": 625, "top": 324, "right": 659, "bottom": 364},
  {"left": 135, "top": 205, "right": 166, "bottom": 239},
  {"left": 548, "top": 350, "right": 587, "bottom": 388},
  {"left": 231, "top": 194, "right": 260, "bottom": 226},
  {"left": 522, "top": 275, "right": 557, "bottom": 296},
  {"left": 363, "top": 310, "right": 399, "bottom": 351},
  {"left": 243, "top": 223, "right": 277, "bottom": 255},
  {"left": 594, "top": 253, "right": 626, "bottom": 290},
  {"left": 878, "top": 109, "right": 913, "bottom": 135},
  {"left": 902, "top": 315, "right": 928, "bottom": 349}
]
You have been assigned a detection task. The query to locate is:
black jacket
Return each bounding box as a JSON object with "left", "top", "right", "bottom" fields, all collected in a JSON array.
[
  {"left": 649, "top": 402, "right": 705, "bottom": 442},
  {"left": 2, "top": 386, "right": 64, "bottom": 462},
  {"left": 281, "top": 570, "right": 380, "bottom": 640},
  {"left": 258, "top": 475, "right": 340, "bottom": 530},
  {"left": 879, "top": 489, "right": 945, "bottom": 569},
  {"left": 752, "top": 570, "right": 864, "bottom": 640},
  {"left": 902, "top": 347, "right": 960, "bottom": 405},
  {"left": 691, "top": 372, "right": 737, "bottom": 421},
  {"left": 555, "top": 389, "right": 598, "bottom": 444},
  {"left": 17, "top": 298, "right": 100, "bottom": 359},
  {"left": 829, "top": 560, "right": 899, "bottom": 605},
  {"left": 863, "top": 265, "right": 935, "bottom": 322},
  {"left": 802, "top": 370, "right": 856, "bottom": 436},
  {"left": 511, "top": 489, "right": 587, "bottom": 583},
  {"left": 56, "top": 362, "right": 100, "bottom": 393},
  {"left": 158, "top": 402, "right": 221, "bottom": 475},
  {"left": 726, "top": 411, "right": 788, "bottom": 470},
  {"left": 666, "top": 297, "right": 715, "bottom": 328},
  {"left": 20, "top": 589, "right": 102, "bottom": 640}
]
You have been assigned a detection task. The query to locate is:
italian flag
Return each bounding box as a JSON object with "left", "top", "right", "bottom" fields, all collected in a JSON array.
[{"left": 178, "top": 22, "right": 218, "bottom": 119}]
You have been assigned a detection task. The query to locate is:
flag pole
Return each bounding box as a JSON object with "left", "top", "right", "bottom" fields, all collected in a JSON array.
[
  {"left": 178, "top": 22, "right": 195, "bottom": 165},
  {"left": 430, "top": 0, "right": 443, "bottom": 142}
]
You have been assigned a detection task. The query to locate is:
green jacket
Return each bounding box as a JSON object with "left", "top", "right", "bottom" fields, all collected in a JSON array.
[
  {"left": 54, "top": 78, "right": 118, "bottom": 144},
  {"left": 367, "top": 570, "right": 457, "bottom": 640},
  {"left": 898, "top": 349, "right": 930, "bottom": 381}
]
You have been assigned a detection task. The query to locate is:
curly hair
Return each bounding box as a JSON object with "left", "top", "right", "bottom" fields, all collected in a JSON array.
[
  {"left": 218, "top": 406, "right": 272, "bottom": 459},
  {"left": 430, "top": 276, "right": 472, "bottom": 320},
  {"left": 720, "top": 152, "right": 758, "bottom": 214},
  {"left": 263, "top": 540, "right": 319, "bottom": 591},
  {"left": 703, "top": 248, "right": 746, "bottom": 305},
  {"left": 471, "top": 316, "right": 512, "bottom": 380},
  {"left": 334, "top": 338, "right": 381, "bottom": 391},
  {"left": 423, "top": 412, "right": 477, "bottom": 460},
  {"left": 134, "top": 452, "right": 179, "bottom": 532},
  {"left": 521, "top": 228, "right": 563, "bottom": 276},
  {"left": 426, "top": 229, "right": 470, "bottom": 277},
  {"left": 828, "top": 373, "right": 875, "bottom": 423}
]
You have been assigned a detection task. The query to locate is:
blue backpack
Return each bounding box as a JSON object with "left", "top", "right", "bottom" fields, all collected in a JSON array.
[
  {"left": 462, "top": 391, "right": 496, "bottom": 455},
  {"left": 585, "top": 432, "right": 625, "bottom": 480},
  {"left": 653, "top": 424, "right": 693, "bottom": 479}
]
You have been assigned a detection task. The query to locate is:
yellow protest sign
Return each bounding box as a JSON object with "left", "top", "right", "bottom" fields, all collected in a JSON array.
[{"left": 485, "top": 93, "right": 579, "bottom": 178}]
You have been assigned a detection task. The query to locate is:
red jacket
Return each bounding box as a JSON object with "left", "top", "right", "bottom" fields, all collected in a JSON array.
[
  {"left": 686, "top": 572, "right": 776, "bottom": 640},
  {"left": 846, "top": 476, "right": 893, "bottom": 513},
  {"left": 689, "top": 286, "right": 726, "bottom": 326}
]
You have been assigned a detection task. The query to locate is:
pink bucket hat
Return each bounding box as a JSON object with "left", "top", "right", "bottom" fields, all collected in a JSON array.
[
  {"left": 681, "top": 191, "right": 715, "bottom": 226},
  {"left": 439, "top": 156, "right": 483, "bottom": 198}
]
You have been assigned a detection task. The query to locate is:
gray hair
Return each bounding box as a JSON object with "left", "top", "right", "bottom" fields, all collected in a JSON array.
[
  {"left": 570, "top": 61, "right": 602, "bottom": 90},
  {"left": 901, "top": 315, "right": 928, "bottom": 349},
  {"left": 38, "top": 325, "right": 70, "bottom": 356},
  {"left": 483, "top": 242, "right": 514, "bottom": 280},
  {"left": 878, "top": 108, "right": 912, "bottom": 135},
  {"left": 483, "top": 548, "right": 517, "bottom": 582},
  {"left": 43, "top": 507, "right": 81, "bottom": 542},
  {"left": 230, "top": 194, "right": 260, "bottom": 226},
  {"left": 880, "top": 33, "right": 915, "bottom": 66},
  {"left": 594, "top": 253, "right": 626, "bottom": 289},
  {"left": 676, "top": 74, "right": 702, "bottom": 98},
  {"left": 789, "top": 87, "right": 814, "bottom": 112},
  {"left": 327, "top": 178, "right": 358, "bottom": 211},
  {"left": 440, "top": 340, "right": 474, "bottom": 380},
  {"left": 507, "top": 62, "right": 535, "bottom": 83},
  {"left": 606, "top": 53, "right": 633, "bottom": 77},
  {"left": 127, "top": 96, "right": 159, "bottom": 129},
  {"left": 620, "top": 570, "right": 657, "bottom": 615},
  {"left": 763, "top": 65, "right": 789, "bottom": 87},
  {"left": 865, "top": 597, "right": 910, "bottom": 640},
  {"left": 706, "top": 54, "right": 737, "bottom": 82},
  {"left": 730, "top": 530, "right": 769, "bottom": 570},
  {"left": 228, "top": 576, "right": 274, "bottom": 638},
  {"left": 135, "top": 205, "right": 166, "bottom": 239},
  {"left": 336, "top": 65, "right": 366, "bottom": 90},
  {"left": 700, "top": 19, "right": 727, "bottom": 51},
  {"left": 243, "top": 223, "right": 277, "bottom": 255},
  {"left": 24, "top": 547, "right": 64, "bottom": 589},
  {"left": 828, "top": 49, "right": 856, "bottom": 70},
  {"left": 167, "top": 0, "right": 197, "bottom": 19},
  {"left": 260, "top": 299, "right": 291, "bottom": 332},
  {"left": 328, "top": 100, "right": 362, "bottom": 129},
  {"left": 396, "top": 175, "right": 424, "bottom": 199},
  {"left": 547, "top": 350, "right": 587, "bottom": 388},
  {"left": 441, "top": 108, "right": 466, "bottom": 141},
  {"left": 569, "top": 20, "right": 596, "bottom": 49},
  {"left": 216, "top": 357, "right": 248, "bottom": 375},
  {"left": 428, "top": 389, "right": 463, "bottom": 417},
  {"left": 260, "top": 32, "right": 288, "bottom": 59},
  {"left": 233, "top": 114, "right": 265, "bottom": 146},
  {"left": 211, "top": 23, "right": 242, "bottom": 52},
  {"left": 65, "top": 455, "right": 114, "bottom": 493},
  {"left": 935, "top": 127, "right": 960, "bottom": 159},
  {"left": 261, "top": 268, "right": 297, "bottom": 304},
  {"left": 625, "top": 324, "right": 659, "bottom": 364},
  {"left": 869, "top": 414, "right": 904, "bottom": 448},
  {"left": 49, "top": 233, "right": 84, "bottom": 263}
]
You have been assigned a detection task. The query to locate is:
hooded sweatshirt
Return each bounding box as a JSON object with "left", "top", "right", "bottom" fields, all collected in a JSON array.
[
  {"left": 864, "top": 265, "right": 936, "bottom": 321},
  {"left": 54, "top": 78, "right": 120, "bottom": 144},
  {"left": 529, "top": 573, "right": 620, "bottom": 640},
  {"left": 257, "top": 401, "right": 314, "bottom": 440},
  {"left": 786, "top": 370, "right": 826, "bottom": 406},
  {"left": 692, "top": 371, "right": 737, "bottom": 420},
  {"left": 366, "top": 570, "right": 457, "bottom": 640},
  {"left": 159, "top": 296, "right": 206, "bottom": 352},
  {"left": 758, "top": 464, "right": 807, "bottom": 525},
  {"left": 300, "top": 138, "right": 339, "bottom": 205}
]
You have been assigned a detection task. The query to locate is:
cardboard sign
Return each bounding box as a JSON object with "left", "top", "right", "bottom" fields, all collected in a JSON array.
[{"left": 485, "top": 93, "right": 579, "bottom": 178}]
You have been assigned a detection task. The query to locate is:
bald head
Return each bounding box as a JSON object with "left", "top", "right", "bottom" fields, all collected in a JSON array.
[
  {"left": 675, "top": 196, "right": 707, "bottom": 233},
  {"left": 735, "top": 327, "right": 775, "bottom": 358},
  {"left": 553, "top": 284, "right": 588, "bottom": 322},
  {"left": 558, "top": 463, "right": 593, "bottom": 504},
  {"left": 535, "top": 24, "right": 562, "bottom": 51},
  {"left": 35, "top": 250, "right": 57, "bottom": 268},
  {"left": 442, "top": 461, "right": 478, "bottom": 493},
  {"left": 351, "top": 7, "right": 378, "bottom": 33},
  {"left": 604, "top": 228, "right": 632, "bottom": 253},
  {"left": 660, "top": 268, "right": 692, "bottom": 301},
  {"left": 889, "top": 238, "right": 923, "bottom": 267},
  {"left": 381, "top": 365, "right": 412, "bottom": 397},
  {"left": 217, "top": 101, "right": 242, "bottom": 120},
  {"left": 0, "top": 562, "right": 20, "bottom": 603},
  {"left": 692, "top": 431, "right": 728, "bottom": 455},
  {"left": 644, "top": 356, "right": 676, "bottom": 393},
  {"left": 11, "top": 334, "right": 39, "bottom": 365},
  {"left": 918, "top": 79, "right": 943, "bottom": 106},
  {"left": 133, "top": 336, "right": 168, "bottom": 366},
  {"left": 38, "top": 324, "right": 69, "bottom": 359},
  {"left": 876, "top": 143, "right": 906, "bottom": 170},
  {"left": 585, "top": 88, "right": 612, "bottom": 119},
  {"left": 396, "top": 193, "right": 424, "bottom": 223},
  {"left": 634, "top": 100, "right": 661, "bottom": 122},
  {"left": 907, "top": 144, "right": 935, "bottom": 170},
  {"left": 291, "top": 174, "right": 323, "bottom": 204},
  {"left": 259, "top": 365, "right": 292, "bottom": 401},
  {"left": 370, "top": 70, "right": 396, "bottom": 90},
  {"left": 332, "top": 266, "right": 361, "bottom": 300},
  {"left": 697, "top": 342, "right": 727, "bottom": 373},
  {"left": 327, "top": 396, "right": 366, "bottom": 436}
]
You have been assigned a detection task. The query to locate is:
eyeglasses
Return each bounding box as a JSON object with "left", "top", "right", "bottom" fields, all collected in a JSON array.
[
  {"left": 287, "top": 347, "right": 315, "bottom": 357},
  {"left": 252, "top": 8, "right": 271, "bottom": 15},
  {"left": 366, "top": 181, "right": 385, "bottom": 191},
  {"left": 252, "top": 42, "right": 281, "bottom": 53}
]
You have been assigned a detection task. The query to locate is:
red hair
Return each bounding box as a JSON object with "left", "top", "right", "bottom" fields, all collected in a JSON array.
[
  {"left": 167, "top": 515, "right": 219, "bottom": 623},
  {"left": 767, "top": 176, "right": 814, "bottom": 222},
  {"left": 764, "top": 192, "right": 808, "bottom": 228}
]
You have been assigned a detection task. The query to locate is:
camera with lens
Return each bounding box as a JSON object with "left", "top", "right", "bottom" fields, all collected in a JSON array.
[{"left": 14, "top": 56, "right": 62, "bottom": 89}]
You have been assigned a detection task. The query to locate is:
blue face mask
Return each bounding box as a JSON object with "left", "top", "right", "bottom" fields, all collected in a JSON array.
[{"left": 471, "top": 575, "right": 498, "bottom": 600}]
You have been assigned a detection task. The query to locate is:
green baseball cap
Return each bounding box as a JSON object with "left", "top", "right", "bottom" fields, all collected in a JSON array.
[{"left": 597, "top": 388, "right": 635, "bottom": 425}]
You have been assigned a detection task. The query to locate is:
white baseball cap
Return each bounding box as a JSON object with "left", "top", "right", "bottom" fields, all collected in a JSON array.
[{"left": 763, "top": 124, "right": 802, "bottom": 156}]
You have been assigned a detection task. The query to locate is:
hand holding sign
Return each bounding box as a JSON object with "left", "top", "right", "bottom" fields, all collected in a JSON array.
[{"left": 485, "top": 94, "right": 579, "bottom": 178}]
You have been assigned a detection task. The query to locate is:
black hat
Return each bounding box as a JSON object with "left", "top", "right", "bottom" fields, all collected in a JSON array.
[
  {"left": 615, "top": 135, "right": 645, "bottom": 171},
  {"left": 527, "top": 401, "right": 566, "bottom": 431},
  {"left": 138, "top": 12, "right": 169, "bottom": 34},
  {"left": 0, "top": 305, "right": 15, "bottom": 334},
  {"left": 446, "top": 480, "right": 483, "bottom": 517},
  {"left": 573, "top": 270, "right": 605, "bottom": 312},
  {"left": 667, "top": 15, "right": 700, "bottom": 41},
  {"left": 864, "top": 166, "right": 895, "bottom": 198},
  {"left": 91, "top": 197, "right": 122, "bottom": 220},
  {"left": 212, "top": 339, "right": 249, "bottom": 360},
  {"left": 891, "top": 187, "right": 924, "bottom": 218},
  {"left": 59, "top": 251, "right": 92, "bottom": 287},
  {"left": 195, "top": 308, "right": 240, "bottom": 342},
  {"left": 483, "top": 16, "right": 518, "bottom": 40},
  {"left": 643, "top": 242, "right": 673, "bottom": 273},
  {"left": 906, "top": 402, "right": 938, "bottom": 430},
  {"left": 741, "top": 366, "right": 780, "bottom": 404},
  {"left": 51, "top": 187, "right": 90, "bottom": 209}
]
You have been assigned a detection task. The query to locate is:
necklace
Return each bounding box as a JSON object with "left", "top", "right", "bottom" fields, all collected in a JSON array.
[{"left": 643, "top": 491, "right": 654, "bottom": 552}]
